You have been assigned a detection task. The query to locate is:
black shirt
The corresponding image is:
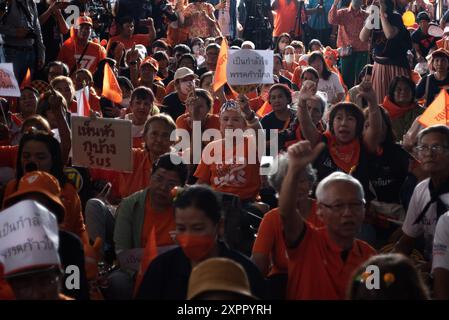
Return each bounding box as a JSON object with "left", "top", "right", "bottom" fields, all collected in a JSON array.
[
  {"left": 371, "top": 12, "right": 412, "bottom": 69},
  {"left": 37, "top": 2, "right": 64, "bottom": 64},
  {"left": 59, "top": 230, "right": 90, "bottom": 300},
  {"left": 416, "top": 73, "right": 449, "bottom": 106},
  {"left": 135, "top": 241, "right": 266, "bottom": 299},
  {"left": 260, "top": 109, "right": 295, "bottom": 141},
  {"left": 313, "top": 135, "right": 372, "bottom": 200},
  {"left": 161, "top": 92, "right": 186, "bottom": 121},
  {"left": 366, "top": 143, "right": 410, "bottom": 203},
  {"left": 411, "top": 28, "right": 438, "bottom": 57}
]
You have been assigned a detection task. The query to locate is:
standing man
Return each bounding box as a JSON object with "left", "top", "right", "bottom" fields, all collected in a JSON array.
[
  {"left": 328, "top": 0, "right": 369, "bottom": 88},
  {"left": 411, "top": 12, "right": 439, "bottom": 64},
  {"left": 57, "top": 15, "right": 106, "bottom": 75},
  {"left": 0, "top": 0, "right": 45, "bottom": 83},
  {"left": 306, "top": 0, "right": 333, "bottom": 47}
]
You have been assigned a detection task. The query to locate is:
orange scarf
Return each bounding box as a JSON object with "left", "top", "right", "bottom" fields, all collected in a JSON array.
[
  {"left": 382, "top": 96, "right": 417, "bottom": 120},
  {"left": 324, "top": 131, "right": 360, "bottom": 174}
]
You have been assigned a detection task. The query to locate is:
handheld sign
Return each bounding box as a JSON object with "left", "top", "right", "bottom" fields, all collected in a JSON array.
[
  {"left": 0, "top": 200, "right": 60, "bottom": 276},
  {"left": 71, "top": 116, "right": 133, "bottom": 172},
  {"left": 226, "top": 49, "right": 274, "bottom": 86},
  {"left": 0, "top": 63, "right": 21, "bottom": 97}
]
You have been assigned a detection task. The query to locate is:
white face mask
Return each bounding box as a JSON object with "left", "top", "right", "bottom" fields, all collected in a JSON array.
[{"left": 284, "top": 54, "right": 294, "bottom": 64}]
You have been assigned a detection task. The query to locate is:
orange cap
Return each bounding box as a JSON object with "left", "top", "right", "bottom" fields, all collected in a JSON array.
[
  {"left": 141, "top": 56, "right": 159, "bottom": 71},
  {"left": 76, "top": 15, "right": 93, "bottom": 27},
  {"left": 4, "top": 171, "right": 65, "bottom": 222}
]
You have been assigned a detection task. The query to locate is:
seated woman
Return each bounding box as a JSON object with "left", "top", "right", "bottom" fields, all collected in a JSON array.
[
  {"left": 308, "top": 51, "right": 345, "bottom": 105},
  {"left": 251, "top": 152, "right": 324, "bottom": 299},
  {"left": 416, "top": 48, "right": 449, "bottom": 106},
  {"left": 89, "top": 114, "right": 176, "bottom": 202},
  {"left": 2, "top": 130, "right": 87, "bottom": 243},
  {"left": 363, "top": 106, "right": 412, "bottom": 247},
  {"left": 297, "top": 78, "right": 383, "bottom": 197},
  {"left": 194, "top": 99, "right": 266, "bottom": 215},
  {"left": 10, "top": 86, "right": 39, "bottom": 145},
  {"left": 348, "top": 64, "right": 373, "bottom": 109},
  {"left": 281, "top": 45, "right": 299, "bottom": 80},
  {"left": 161, "top": 67, "right": 197, "bottom": 122},
  {"left": 381, "top": 76, "right": 424, "bottom": 142},
  {"left": 260, "top": 84, "right": 295, "bottom": 150},
  {"left": 135, "top": 185, "right": 265, "bottom": 299},
  {"left": 175, "top": 88, "right": 220, "bottom": 136}
]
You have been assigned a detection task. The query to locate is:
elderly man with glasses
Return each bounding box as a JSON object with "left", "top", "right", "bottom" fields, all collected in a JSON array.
[
  {"left": 395, "top": 125, "right": 449, "bottom": 269},
  {"left": 279, "top": 140, "right": 376, "bottom": 300}
]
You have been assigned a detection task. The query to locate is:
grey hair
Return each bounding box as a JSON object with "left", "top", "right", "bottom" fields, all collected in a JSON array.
[
  {"left": 268, "top": 152, "right": 316, "bottom": 193},
  {"left": 315, "top": 172, "right": 364, "bottom": 202}
]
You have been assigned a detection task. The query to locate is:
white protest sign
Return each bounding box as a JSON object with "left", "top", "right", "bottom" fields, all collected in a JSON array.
[
  {"left": 0, "top": 63, "right": 21, "bottom": 97},
  {"left": 71, "top": 116, "right": 133, "bottom": 172},
  {"left": 226, "top": 49, "right": 274, "bottom": 86},
  {"left": 0, "top": 200, "right": 60, "bottom": 276}
]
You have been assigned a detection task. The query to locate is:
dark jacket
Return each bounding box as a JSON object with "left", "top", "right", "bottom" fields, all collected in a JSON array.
[{"left": 135, "top": 241, "right": 266, "bottom": 299}]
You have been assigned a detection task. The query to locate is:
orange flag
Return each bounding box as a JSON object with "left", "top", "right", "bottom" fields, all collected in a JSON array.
[
  {"left": 256, "top": 101, "right": 272, "bottom": 118},
  {"left": 213, "top": 38, "right": 228, "bottom": 92},
  {"left": 419, "top": 89, "right": 449, "bottom": 127},
  {"left": 133, "top": 227, "right": 158, "bottom": 297},
  {"left": 20, "top": 68, "right": 31, "bottom": 89},
  {"left": 102, "top": 63, "right": 122, "bottom": 103}
]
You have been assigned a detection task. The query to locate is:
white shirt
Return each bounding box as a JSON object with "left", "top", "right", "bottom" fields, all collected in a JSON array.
[
  {"left": 433, "top": 212, "right": 449, "bottom": 273},
  {"left": 317, "top": 72, "right": 344, "bottom": 104},
  {"left": 402, "top": 178, "right": 449, "bottom": 260}
]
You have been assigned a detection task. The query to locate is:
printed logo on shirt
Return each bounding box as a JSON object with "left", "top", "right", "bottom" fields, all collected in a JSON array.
[
  {"left": 213, "top": 163, "right": 247, "bottom": 188},
  {"left": 74, "top": 54, "right": 96, "bottom": 70},
  {"left": 433, "top": 243, "right": 448, "bottom": 256}
]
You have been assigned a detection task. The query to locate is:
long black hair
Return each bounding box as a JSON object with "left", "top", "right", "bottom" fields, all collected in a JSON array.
[
  {"left": 15, "top": 130, "right": 67, "bottom": 189},
  {"left": 308, "top": 52, "right": 332, "bottom": 80}
]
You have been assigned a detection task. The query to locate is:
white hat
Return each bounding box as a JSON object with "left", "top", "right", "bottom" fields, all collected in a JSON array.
[{"left": 174, "top": 67, "right": 198, "bottom": 81}]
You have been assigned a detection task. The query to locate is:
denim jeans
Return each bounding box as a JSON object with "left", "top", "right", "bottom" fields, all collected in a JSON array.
[{"left": 3, "top": 46, "right": 36, "bottom": 85}]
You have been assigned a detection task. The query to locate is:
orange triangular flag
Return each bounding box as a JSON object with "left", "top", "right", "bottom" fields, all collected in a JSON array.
[
  {"left": 20, "top": 68, "right": 31, "bottom": 89},
  {"left": 133, "top": 227, "right": 158, "bottom": 297},
  {"left": 213, "top": 38, "right": 228, "bottom": 92},
  {"left": 70, "top": 26, "right": 75, "bottom": 39},
  {"left": 419, "top": 89, "right": 449, "bottom": 127},
  {"left": 102, "top": 63, "right": 122, "bottom": 103},
  {"left": 256, "top": 101, "right": 272, "bottom": 118}
]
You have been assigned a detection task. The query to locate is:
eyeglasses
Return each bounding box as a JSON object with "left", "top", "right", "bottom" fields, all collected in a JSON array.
[
  {"left": 414, "top": 144, "right": 449, "bottom": 155},
  {"left": 319, "top": 201, "right": 365, "bottom": 213}
]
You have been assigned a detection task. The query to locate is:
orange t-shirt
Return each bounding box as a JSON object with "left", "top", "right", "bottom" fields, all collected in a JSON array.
[
  {"left": 140, "top": 193, "right": 176, "bottom": 247},
  {"left": 286, "top": 224, "right": 376, "bottom": 300},
  {"left": 165, "top": 80, "right": 176, "bottom": 96},
  {"left": 0, "top": 145, "right": 18, "bottom": 168},
  {"left": 194, "top": 137, "right": 261, "bottom": 201},
  {"left": 175, "top": 113, "right": 220, "bottom": 133},
  {"left": 252, "top": 203, "right": 324, "bottom": 276},
  {"left": 292, "top": 65, "right": 303, "bottom": 89},
  {"left": 3, "top": 180, "right": 86, "bottom": 239},
  {"left": 89, "top": 148, "right": 152, "bottom": 200},
  {"left": 57, "top": 38, "right": 107, "bottom": 74},
  {"left": 283, "top": 61, "right": 299, "bottom": 79},
  {"left": 108, "top": 34, "right": 152, "bottom": 50},
  {"left": 273, "top": 0, "right": 298, "bottom": 37}
]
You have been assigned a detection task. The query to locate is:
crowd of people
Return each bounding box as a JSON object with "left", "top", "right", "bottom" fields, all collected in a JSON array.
[{"left": 1, "top": 0, "right": 449, "bottom": 300}]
